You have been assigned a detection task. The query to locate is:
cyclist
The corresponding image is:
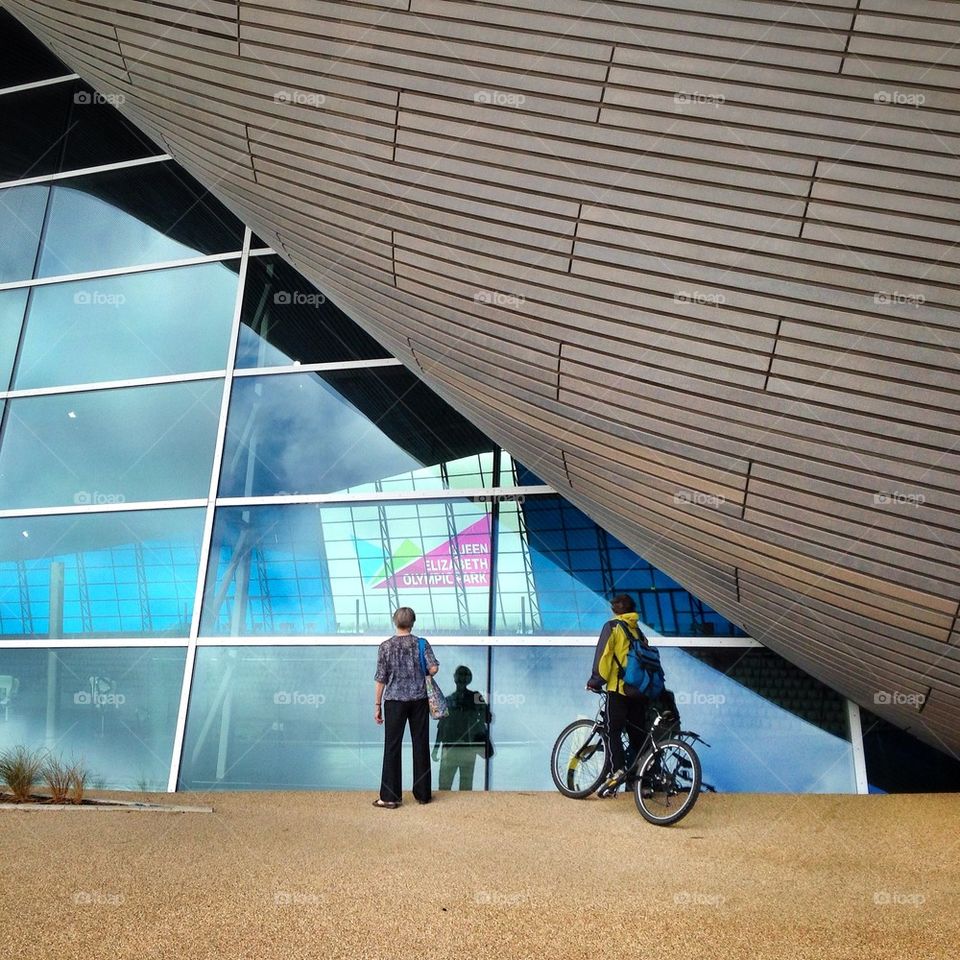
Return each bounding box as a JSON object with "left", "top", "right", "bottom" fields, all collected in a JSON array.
[{"left": 586, "top": 593, "right": 649, "bottom": 794}]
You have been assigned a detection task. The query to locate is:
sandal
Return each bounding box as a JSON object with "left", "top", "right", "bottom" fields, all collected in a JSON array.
[{"left": 372, "top": 799, "right": 400, "bottom": 809}]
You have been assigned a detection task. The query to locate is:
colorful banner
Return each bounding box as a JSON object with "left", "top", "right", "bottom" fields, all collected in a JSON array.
[{"left": 368, "top": 515, "right": 491, "bottom": 591}]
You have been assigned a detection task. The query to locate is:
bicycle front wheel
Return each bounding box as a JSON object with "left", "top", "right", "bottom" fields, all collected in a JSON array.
[
  {"left": 550, "top": 719, "right": 609, "bottom": 798},
  {"left": 634, "top": 738, "right": 702, "bottom": 826}
]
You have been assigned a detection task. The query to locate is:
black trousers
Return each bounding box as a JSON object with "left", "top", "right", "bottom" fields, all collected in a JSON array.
[
  {"left": 607, "top": 691, "right": 648, "bottom": 773},
  {"left": 380, "top": 698, "right": 431, "bottom": 803}
]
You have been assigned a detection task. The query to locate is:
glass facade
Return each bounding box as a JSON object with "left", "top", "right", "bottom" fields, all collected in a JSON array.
[{"left": 0, "top": 18, "right": 868, "bottom": 796}]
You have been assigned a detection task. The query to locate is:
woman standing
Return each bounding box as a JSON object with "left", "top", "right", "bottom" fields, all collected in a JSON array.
[{"left": 373, "top": 606, "right": 439, "bottom": 808}]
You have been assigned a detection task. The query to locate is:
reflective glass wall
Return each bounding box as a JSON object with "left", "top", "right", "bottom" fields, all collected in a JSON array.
[{"left": 0, "top": 15, "right": 863, "bottom": 795}]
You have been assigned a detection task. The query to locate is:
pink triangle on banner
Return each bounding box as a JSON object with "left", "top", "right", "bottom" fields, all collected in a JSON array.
[{"left": 373, "top": 514, "right": 491, "bottom": 590}]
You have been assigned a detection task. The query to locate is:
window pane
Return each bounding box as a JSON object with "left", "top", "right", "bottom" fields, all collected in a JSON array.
[
  {"left": 487, "top": 646, "right": 857, "bottom": 792},
  {"left": 431, "top": 650, "right": 491, "bottom": 791},
  {"left": 0, "top": 380, "right": 223, "bottom": 508},
  {"left": 0, "top": 80, "right": 158, "bottom": 184},
  {"left": 0, "top": 82, "right": 69, "bottom": 182},
  {"left": 0, "top": 288, "right": 29, "bottom": 391},
  {"left": 0, "top": 184, "right": 48, "bottom": 283},
  {"left": 62, "top": 80, "right": 161, "bottom": 172},
  {"left": 36, "top": 163, "right": 244, "bottom": 278},
  {"left": 237, "top": 255, "right": 390, "bottom": 367},
  {"left": 0, "top": 646, "right": 185, "bottom": 790},
  {"left": 0, "top": 508, "right": 205, "bottom": 638},
  {"left": 500, "top": 451, "right": 551, "bottom": 488},
  {"left": 201, "top": 501, "right": 492, "bottom": 637},
  {"left": 219, "top": 369, "right": 494, "bottom": 497},
  {"left": 0, "top": 10, "right": 68, "bottom": 87},
  {"left": 13, "top": 262, "right": 238, "bottom": 389},
  {"left": 179, "top": 643, "right": 487, "bottom": 791},
  {"left": 494, "top": 496, "right": 746, "bottom": 636}
]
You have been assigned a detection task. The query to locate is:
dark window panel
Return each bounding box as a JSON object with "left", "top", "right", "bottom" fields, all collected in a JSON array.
[
  {"left": 237, "top": 255, "right": 391, "bottom": 367},
  {"left": 860, "top": 710, "right": 960, "bottom": 793},
  {"left": 0, "top": 79, "right": 162, "bottom": 183},
  {"left": 62, "top": 80, "right": 162, "bottom": 171},
  {"left": 0, "top": 10, "right": 69, "bottom": 88},
  {"left": 0, "top": 81, "right": 70, "bottom": 181}
]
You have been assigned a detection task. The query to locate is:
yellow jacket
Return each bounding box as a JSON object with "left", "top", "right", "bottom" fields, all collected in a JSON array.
[{"left": 591, "top": 612, "right": 641, "bottom": 696}]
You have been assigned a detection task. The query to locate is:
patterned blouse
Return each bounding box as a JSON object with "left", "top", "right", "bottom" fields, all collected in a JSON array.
[{"left": 375, "top": 634, "right": 439, "bottom": 702}]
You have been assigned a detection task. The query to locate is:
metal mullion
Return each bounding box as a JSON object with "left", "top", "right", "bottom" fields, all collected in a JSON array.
[
  {"left": 0, "top": 369, "right": 227, "bottom": 401},
  {"left": 166, "top": 227, "right": 252, "bottom": 793},
  {"left": 847, "top": 699, "right": 870, "bottom": 794},
  {"left": 0, "top": 499, "right": 207, "bottom": 520},
  {"left": 231, "top": 358, "right": 402, "bottom": 378},
  {"left": 0, "top": 154, "right": 172, "bottom": 192},
  {"left": 0, "top": 74, "right": 79, "bottom": 97},
  {"left": 188, "top": 635, "right": 761, "bottom": 648},
  {"left": 214, "top": 485, "right": 556, "bottom": 508},
  {"left": 0, "top": 637, "right": 189, "bottom": 649},
  {"left": 0, "top": 250, "right": 246, "bottom": 293}
]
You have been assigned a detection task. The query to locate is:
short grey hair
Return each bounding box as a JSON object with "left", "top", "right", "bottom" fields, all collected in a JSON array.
[{"left": 392, "top": 607, "right": 416, "bottom": 630}]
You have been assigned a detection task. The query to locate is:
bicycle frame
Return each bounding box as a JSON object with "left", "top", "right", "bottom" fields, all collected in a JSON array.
[{"left": 590, "top": 690, "right": 707, "bottom": 787}]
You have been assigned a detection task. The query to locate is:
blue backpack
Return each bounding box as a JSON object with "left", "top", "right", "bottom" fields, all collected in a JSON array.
[{"left": 612, "top": 620, "right": 665, "bottom": 700}]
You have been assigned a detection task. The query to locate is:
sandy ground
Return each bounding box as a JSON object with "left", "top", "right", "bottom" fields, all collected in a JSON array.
[{"left": 1, "top": 789, "right": 957, "bottom": 960}]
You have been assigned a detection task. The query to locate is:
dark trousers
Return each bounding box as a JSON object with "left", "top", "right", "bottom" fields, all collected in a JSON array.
[
  {"left": 380, "top": 698, "right": 431, "bottom": 803},
  {"left": 607, "top": 691, "right": 648, "bottom": 773}
]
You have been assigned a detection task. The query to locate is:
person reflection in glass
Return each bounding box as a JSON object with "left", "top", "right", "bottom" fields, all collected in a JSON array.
[{"left": 431, "top": 665, "right": 491, "bottom": 791}]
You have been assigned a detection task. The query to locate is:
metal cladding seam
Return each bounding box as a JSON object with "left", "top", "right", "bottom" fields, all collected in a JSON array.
[{"left": 6, "top": 0, "right": 960, "bottom": 756}]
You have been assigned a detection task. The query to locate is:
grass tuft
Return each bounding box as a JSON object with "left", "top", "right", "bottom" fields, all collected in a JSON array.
[{"left": 0, "top": 745, "right": 45, "bottom": 802}]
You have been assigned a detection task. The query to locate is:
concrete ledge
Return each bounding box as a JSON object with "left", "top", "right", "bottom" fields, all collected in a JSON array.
[{"left": 0, "top": 798, "right": 213, "bottom": 812}]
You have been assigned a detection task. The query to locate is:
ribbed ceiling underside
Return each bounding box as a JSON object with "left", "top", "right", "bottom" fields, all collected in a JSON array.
[{"left": 8, "top": 0, "right": 960, "bottom": 756}]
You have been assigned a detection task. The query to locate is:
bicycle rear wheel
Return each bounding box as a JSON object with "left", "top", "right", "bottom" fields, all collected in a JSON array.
[
  {"left": 550, "top": 719, "right": 609, "bottom": 798},
  {"left": 634, "top": 738, "right": 702, "bottom": 825}
]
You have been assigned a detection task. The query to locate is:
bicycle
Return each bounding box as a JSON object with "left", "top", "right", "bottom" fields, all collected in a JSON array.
[{"left": 550, "top": 690, "right": 707, "bottom": 826}]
